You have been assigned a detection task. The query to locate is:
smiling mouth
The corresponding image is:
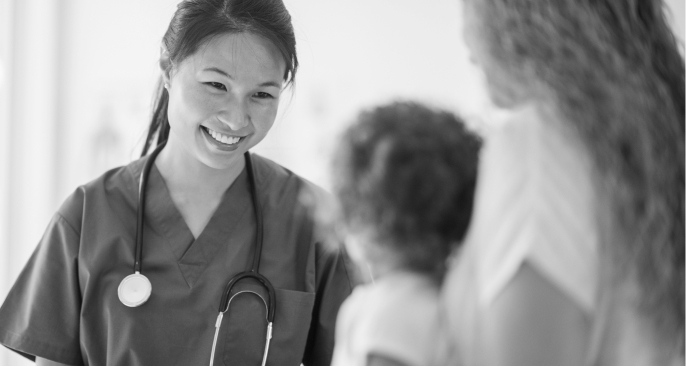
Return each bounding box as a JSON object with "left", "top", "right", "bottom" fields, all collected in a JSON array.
[{"left": 201, "top": 126, "right": 245, "bottom": 146}]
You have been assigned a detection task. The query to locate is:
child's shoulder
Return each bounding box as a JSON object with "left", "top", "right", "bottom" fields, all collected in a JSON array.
[
  {"left": 337, "top": 272, "right": 443, "bottom": 364},
  {"left": 347, "top": 272, "right": 441, "bottom": 335},
  {"left": 343, "top": 273, "right": 426, "bottom": 310},
  {"left": 375, "top": 272, "right": 440, "bottom": 313}
]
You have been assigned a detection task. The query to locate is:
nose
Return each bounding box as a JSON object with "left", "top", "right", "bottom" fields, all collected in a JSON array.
[{"left": 216, "top": 97, "right": 250, "bottom": 131}]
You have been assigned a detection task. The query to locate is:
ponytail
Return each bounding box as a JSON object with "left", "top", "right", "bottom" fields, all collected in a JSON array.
[{"left": 141, "top": 78, "right": 171, "bottom": 157}]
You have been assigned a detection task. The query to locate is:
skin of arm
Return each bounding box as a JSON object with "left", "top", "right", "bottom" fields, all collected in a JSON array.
[{"left": 478, "top": 261, "right": 591, "bottom": 365}]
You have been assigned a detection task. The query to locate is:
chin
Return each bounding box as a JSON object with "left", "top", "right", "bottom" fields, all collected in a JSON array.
[{"left": 199, "top": 151, "right": 244, "bottom": 170}]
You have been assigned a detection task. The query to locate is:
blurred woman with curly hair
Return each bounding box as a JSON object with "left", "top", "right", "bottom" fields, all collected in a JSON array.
[{"left": 442, "top": 0, "right": 684, "bottom": 364}]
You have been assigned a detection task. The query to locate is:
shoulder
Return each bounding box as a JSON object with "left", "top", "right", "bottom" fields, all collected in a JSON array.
[
  {"left": 250, "top": 153, "right": 328, "bottom": 201},
  {"left": 55, "top": 158, "right": 143, "bottom": 234},
  {"left": 347, "top": 274, "right": 440, "bottom": 335},
  {"left": 374, "top": 273, "right": 440, "bottom": 321},
  {"left": 484, "top": 104, "right": 592, "bottom": 178},
  {"left": 250, "top": 154, "right": 332, "bottom": 237},
  {"left": 462, "top": 104, "right": 600, "bottom": 311},
  {"left": 250, "top": 153, "right": 339, "bottom": 245}
]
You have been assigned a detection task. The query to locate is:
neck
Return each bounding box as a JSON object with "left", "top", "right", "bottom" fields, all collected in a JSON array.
[
  {"left": 154, "top": 135, "right": 245, "bottom": 198},
  {"left": 365, "top": 248, "right": 406, "bottom": 281}
]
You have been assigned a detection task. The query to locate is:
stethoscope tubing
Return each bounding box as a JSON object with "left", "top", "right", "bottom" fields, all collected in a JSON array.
[
  {"left": 210, "top": 290, "right": 273, "bottom": 366},
  {"left": 132, "top": 142, "right": 275, "bottom": 365},
  {"left": 134, "top": 141, "right": 167, "bottom": 274},
  {"left": 219, "top": 271, "right": 275, "bottom": 322},
  {"left": 245, "top": 149, "right": 265, "bottom": 274}
]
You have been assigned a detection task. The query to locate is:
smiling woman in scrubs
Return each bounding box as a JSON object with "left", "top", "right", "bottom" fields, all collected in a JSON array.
[{"left": 0, "top": 0, "right": 354, "bottom": 365}]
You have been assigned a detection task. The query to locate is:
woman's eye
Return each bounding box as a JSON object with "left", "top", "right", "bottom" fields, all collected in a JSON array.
[
  {"left": 206, "top": 82, "right": 227, "bottom": 91},
  {"left": 254, "top": 92, "right": 274, "bottom": 99}
]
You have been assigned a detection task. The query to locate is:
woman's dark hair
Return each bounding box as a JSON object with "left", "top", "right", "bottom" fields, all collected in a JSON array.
[
  {"left": 332, "top": 101, "right": 482, "bottom": 279},
  {"left": 141, "top": 0, "right": 298, "bottom": 156},
  {"left": 466, "top": 0, "right": 684, "bottom": 353}
]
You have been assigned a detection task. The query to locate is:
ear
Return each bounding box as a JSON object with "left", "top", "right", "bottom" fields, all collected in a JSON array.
[{"left": 159, "top": 44, "right": 173, "bottom": 87}]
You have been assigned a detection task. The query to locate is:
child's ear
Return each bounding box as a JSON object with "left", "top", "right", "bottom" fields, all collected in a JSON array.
[{"left": 159, "top": 44, "right": 173, "bottom": 87}]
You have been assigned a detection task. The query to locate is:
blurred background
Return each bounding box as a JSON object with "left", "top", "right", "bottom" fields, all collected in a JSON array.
[{"left": 0, "top": 0, "right": 682, "bottom": 364}]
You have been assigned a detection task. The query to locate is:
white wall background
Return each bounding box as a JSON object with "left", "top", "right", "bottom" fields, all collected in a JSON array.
[{"left": 0, "top": 0, "right": 683, "bottom": 365}]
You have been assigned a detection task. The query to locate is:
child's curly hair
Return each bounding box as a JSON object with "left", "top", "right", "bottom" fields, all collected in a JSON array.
[{"left": 332, "top": 101, "right": 482, "bottom": 277}]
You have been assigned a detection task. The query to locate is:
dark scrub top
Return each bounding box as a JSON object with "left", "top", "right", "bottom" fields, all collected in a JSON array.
[{"left": 0, "top": 153, "right": 355, "bottom": 365}]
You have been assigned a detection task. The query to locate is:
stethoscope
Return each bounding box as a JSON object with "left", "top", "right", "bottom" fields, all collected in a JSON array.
[{"left": 116, "top": 141, "right": 275, "bottom": 366}]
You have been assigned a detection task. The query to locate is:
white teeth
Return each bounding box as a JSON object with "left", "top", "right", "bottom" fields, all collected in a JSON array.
[{"left": 205, "top": 127, "right": 241, "bottom": 145}]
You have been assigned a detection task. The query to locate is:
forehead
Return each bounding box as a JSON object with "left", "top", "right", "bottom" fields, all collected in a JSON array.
[{"left": 183, "top": 32, "right": 286, "bottom": 82}]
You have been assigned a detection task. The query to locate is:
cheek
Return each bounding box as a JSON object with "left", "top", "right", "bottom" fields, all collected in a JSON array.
[
  {"left": 167, "top": 83, "right": 214, "bottom": 129},
  {"left": 251, "top": 102, "right": 279, "bottom": 134},
  {"left": 484, "top": 73, "right": 508, "bottom": 98}
]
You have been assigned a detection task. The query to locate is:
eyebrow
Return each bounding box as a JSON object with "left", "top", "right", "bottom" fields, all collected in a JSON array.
[{"left": 203, "top": 67, "right": 282, "bottom": 88}]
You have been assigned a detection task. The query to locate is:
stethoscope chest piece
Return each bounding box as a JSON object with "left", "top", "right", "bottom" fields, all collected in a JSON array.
[{"left": 118, "top": 272, "right": 152, "bottom": 307}]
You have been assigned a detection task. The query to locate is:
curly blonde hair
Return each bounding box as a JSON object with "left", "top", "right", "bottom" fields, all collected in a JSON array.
[{"left": 466, "top": 0, "right": 684, "bottom": 352}]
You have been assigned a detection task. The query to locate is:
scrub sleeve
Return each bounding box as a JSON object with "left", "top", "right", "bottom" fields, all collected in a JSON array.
[{"left": 0, "top": 194, "right": 85, "bottom": 364}]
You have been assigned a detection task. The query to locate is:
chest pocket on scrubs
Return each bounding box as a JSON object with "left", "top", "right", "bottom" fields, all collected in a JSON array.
[{"left": 219, "top": 288, "right": 315, "bottom": 365}]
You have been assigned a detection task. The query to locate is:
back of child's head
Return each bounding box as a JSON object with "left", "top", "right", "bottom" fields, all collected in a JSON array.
[{"left": 332, "top": 101, "right": 482, "bottom": 279}]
